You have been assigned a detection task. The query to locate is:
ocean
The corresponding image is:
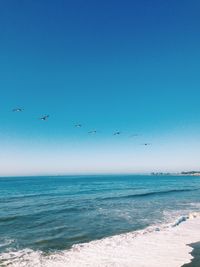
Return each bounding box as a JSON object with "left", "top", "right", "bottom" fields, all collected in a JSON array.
[{"left": 0, "top": 175, "right": 200, "bottom": 266}]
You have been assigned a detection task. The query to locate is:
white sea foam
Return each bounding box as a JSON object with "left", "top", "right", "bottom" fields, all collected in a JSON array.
[{"left": 1, "top": 212, "right": 200, "bottom": 267}]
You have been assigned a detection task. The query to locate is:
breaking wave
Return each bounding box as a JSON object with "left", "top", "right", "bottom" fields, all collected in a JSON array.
[
  {"left": 102, "top": 188, "right": 198, "bottom": 201},
  {"left": 1, "top": 212, "right": 200, "bottom": 267}
]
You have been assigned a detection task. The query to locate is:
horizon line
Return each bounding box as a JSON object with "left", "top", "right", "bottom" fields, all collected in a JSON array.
[{"left": 0, "top": 171, "right": 196, "bottom": 178}]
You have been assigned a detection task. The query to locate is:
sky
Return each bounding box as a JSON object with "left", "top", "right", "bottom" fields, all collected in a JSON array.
[{"left": 0, "top": 0, "right": 200, "bottom": 176}]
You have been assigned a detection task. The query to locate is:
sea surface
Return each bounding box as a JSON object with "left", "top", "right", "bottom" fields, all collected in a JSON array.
[{"left": 0, "top": 175, "right": 200, "bottom": 266}]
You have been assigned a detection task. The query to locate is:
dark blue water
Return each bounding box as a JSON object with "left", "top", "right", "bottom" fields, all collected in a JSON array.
[{"left": 0, "top": 175, "right": 200, "bottom": 254}]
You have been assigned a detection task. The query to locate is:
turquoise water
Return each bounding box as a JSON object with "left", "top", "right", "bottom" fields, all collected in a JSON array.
[{"left": 0, "top": 175, "right": 200, "bottom": 255}]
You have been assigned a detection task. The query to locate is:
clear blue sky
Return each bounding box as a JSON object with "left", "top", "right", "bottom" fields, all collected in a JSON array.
[{"left": 0, "top": 0, "right": 200, "bottom": 176}]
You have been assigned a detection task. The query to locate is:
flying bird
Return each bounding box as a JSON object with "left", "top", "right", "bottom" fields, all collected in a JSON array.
[
  {"left": 88, "top": 130, "right": 97, "bottom": 134},
  {"left": 40, "top": 115, "right": 49, "bottom": 121},
  {"left": 113, "top": 131, "right": 121, "bottom": 135},
  {"left": 75, "top": 124, "right": 82, "bottom": 128},
  {"left": 12, "top": 108, "right": 23, "bottom": 112},
  {"left": 141, "top": 143, "right": 151, "bottom": 146}
]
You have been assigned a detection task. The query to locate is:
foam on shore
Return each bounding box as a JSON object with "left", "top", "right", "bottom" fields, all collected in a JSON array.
[{"left": 1, "top": 212, "right": 200, "bottom": 267}]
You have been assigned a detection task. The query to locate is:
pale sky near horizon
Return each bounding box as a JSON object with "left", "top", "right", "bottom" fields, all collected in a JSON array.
[{"left": 0, "top": 0, "right": 200, "bottom": 176}]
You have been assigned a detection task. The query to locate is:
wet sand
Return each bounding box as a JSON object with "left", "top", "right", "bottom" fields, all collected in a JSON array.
[{"left": 182, "top": 242, "right": 200, "bottom": 267}]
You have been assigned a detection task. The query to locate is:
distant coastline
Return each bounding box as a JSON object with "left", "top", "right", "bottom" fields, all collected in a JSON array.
[
  {"left": 181, "top": 171, "right": 200, "bottom": 176},
  {"left": 151, "top": 171, "right": 200, "bottom": 177}
]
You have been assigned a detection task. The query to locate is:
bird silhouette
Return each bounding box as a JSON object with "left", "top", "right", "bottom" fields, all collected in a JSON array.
[
  {"left": 75, "top": 124, "right": 82, "bottom": 128},
  {"left": 12, "top": 108, "right": 24, "bottom": 112},
  {"left": 113, "top": 131, "right": 121, "bottom": 135},
  {"left": 88, "top": 130, "right": 97, "bottom": 134},
  {"left": 40, "top": 115, "right": 50, "bottom": 121},
  {"left": 141, "top": 143, "right": 151, "bottom": 146}
]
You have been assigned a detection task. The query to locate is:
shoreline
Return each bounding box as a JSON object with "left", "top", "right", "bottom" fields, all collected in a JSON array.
[
  {"left": 1, "top": 213, "right": 200, "bottom": 267},
  {"left": 182, "top": 242, "right": 200, "bottom": 267}
]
